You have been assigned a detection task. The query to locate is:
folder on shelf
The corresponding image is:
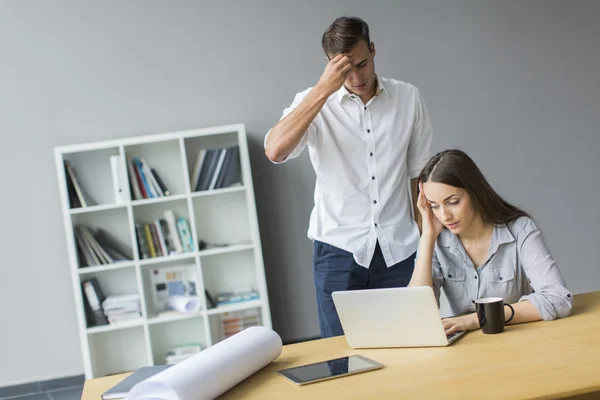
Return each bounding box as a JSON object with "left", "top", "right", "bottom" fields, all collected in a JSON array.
[
  {"left": 82, "top": 278, "right": 108, "bottom": 327},
  {"left": 110, "top": 155, "right": 130, "bottom": 204}
]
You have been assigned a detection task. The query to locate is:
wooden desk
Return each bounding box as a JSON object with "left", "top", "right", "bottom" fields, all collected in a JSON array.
[{"left": 83, "top": 292, "right": 600, "bottom": 400}]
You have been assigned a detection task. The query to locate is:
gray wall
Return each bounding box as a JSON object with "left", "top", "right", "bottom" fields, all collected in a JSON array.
[{"left": 1, "top": 0, "right": 598, "bottom": 386}]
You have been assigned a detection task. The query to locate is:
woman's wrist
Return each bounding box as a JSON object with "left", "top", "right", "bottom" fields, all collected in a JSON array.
[
  {"left": 420, "top": 234, "right": 437, "bottom": 247},
  {"left": 469, "top": 313, "right": 480, "bottom": 331}
]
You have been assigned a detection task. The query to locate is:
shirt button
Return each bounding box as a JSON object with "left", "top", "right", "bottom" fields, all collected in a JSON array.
[
  {"left": 364, "top": 106, "right": 367, "bottom": 110},
  {"left": 372, "top": 176, "right": 375, "bottom": 180},
  {"left": 567, "top": 294, "right": 572, "bottom": 298},
  {"left": 448, "top": 274, "right": 453, "bottom": 278},
  {"left": 373, "top": 200, "right": 377, "bottom": 204},
  {"left": 370, "top": 152, "right": 373, "bottom": 157},
  {"left": 499, "top": 277, "right": 503, "bottom": 281},
  {"left": 474, "top": 276, "right": 478, "bottom": 279},
  {"left": 367, "top": 129, "right": 371, "bottom": 133},
  {"left": 374, "top": 223, "right": 377, "bottom": 227}
]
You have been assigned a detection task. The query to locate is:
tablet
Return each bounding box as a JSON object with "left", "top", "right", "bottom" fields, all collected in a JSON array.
[{"left": 277, "top": 355, "right": 384, "bottom": 385}]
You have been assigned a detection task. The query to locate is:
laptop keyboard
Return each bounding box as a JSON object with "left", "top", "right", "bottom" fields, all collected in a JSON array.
[{"left": 446, "top": 331, "right": 466, "bottom": 344}]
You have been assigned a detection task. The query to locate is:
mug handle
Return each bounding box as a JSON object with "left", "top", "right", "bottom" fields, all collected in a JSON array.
[{"left": 504, "top": 304, "right": 515, "bottom": 324}]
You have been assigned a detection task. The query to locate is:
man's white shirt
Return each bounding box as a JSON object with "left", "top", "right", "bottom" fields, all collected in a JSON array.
[{"left": 265, "top": 77, "right": 433, "bottom": 267}]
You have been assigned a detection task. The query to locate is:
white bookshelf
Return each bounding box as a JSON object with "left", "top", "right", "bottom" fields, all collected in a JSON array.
[{"left": 54, "top": 124, "right": 272, "bottom": 379}]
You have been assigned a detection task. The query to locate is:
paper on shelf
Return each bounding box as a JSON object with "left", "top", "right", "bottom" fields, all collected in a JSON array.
[
  {"left": 167, "top": 295, "right": 200, "bottom": 314},
  {"left": 127, "top": 326, "right": 282, "bottom": 400}
]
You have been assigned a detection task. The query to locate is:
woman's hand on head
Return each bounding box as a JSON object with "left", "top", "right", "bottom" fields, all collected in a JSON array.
[
  {"left": 442, "top": 314, "right": 480, "bottom": 336},
  {"left": 417, "top": 181, "right": 444, "bottom": 239}
]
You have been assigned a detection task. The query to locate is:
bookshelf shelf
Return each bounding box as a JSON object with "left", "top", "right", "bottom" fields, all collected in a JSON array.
[
  {"left": 86, "top": 319, "right": 145, "bottom": 335},
  {"left": 55, "top": 124, "right": 272, "bottom": 379},
  {"left": 146, "top": 311, "right": 204, "bottom": 325},
  {"left": 190, "top": 185, "right": 246, "bottom": 198},
  {"left": 131, "top": 193, "right": 188, "bottom": 207},
  {"left": 78, "top": 261, "right": 136, "bottom": 275},
  {"left": 206, "top": 299, "right": 263, "bottom": 316},
  {"left": 138, "top": 252, "right": 197, "bottom": 266},
  {"left": 198, "top": 243, "right": 255, "bottom": 257},
  {"left": 69, "top": 203, "right": 127, "bottom": 215}
]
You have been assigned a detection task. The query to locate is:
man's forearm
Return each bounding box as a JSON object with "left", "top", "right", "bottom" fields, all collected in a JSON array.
[{"left": 265, "top": 85, "right": 330, "bottom": 162}]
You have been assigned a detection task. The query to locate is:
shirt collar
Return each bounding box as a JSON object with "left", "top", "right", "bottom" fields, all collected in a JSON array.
[
  {"left": 438, "top": 223, "right": 515, "bottom": 260},
  {"left": 335, "top": 75, "right": 386, "bottom": 103}
]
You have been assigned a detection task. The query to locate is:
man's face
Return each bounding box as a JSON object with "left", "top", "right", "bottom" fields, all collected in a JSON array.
[{"left": 335, "top": 41, "right": 377, "bottom": 98}]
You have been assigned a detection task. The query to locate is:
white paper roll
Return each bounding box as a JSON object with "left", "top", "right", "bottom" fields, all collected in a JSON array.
[
  {"left": 167, "top": 295, "right": 200, "bottom": 314},
  {"left": 127, "top": 326, "right": 282, "bottom": 400}
]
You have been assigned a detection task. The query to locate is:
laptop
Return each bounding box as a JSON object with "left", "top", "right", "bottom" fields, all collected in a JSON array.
[{"left": 332, "top": 286, "right": 467, "bottom": 348}]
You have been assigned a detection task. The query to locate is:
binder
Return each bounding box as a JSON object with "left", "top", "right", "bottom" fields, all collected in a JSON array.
[{"left": 82, "top": 278, "right": 108, "bottom": 326}]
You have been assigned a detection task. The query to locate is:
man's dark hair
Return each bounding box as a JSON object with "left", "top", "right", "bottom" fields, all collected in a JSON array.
[{"left": 322, "top": 16, "right": 371, "bottom": 57}]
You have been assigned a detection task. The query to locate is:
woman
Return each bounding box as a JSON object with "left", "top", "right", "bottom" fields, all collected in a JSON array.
[{"left": 408, "top": 149, "right": 573, "bottom": 336}]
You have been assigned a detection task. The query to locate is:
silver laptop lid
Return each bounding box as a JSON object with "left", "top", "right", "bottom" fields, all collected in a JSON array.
[{"left": 332, "top": 286, "right": 450, "bottom": 348}]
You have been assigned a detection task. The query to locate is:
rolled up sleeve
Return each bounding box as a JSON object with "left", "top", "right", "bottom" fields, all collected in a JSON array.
[
  {"left": 264, "top": 89, "right": 318, "bottom": 164},
  {"left": 406, "top": 87, "right": 433, "bottom": 178},
  {"left": 518, "top": 220, "right": 573, "bottom": 320}
]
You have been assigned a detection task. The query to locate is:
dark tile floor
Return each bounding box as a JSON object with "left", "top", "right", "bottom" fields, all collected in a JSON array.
[
  {"left": 0, "top": 387, "right": 83, "bottom": 400},
  {"left": 0, "top": 375, "right": 84, "bottom": 400}
]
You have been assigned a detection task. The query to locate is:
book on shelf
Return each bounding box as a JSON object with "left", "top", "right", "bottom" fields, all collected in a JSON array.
[
  {"left": 102, "top": 294, "right": 141, "bottom": 324},
  {"left": 190, "top": 145, "right": 241, "bottom": 192},
  {"left": 109, "top": 155, "right": 131, "bottom": 204},
  {"left": 64, "top": 160, "right": 97, "bottom": 208},
  {"left": 82, "top": 278, "right": 108, "bottom": 327},
  {"left": 75, "top": 226, "right": 133, "bottom": 267},
  {"left": 221, "top": 309, "right": 261, "bottom": 339},
  {"left": 135, "top": 210, "right": 192, "bottom": 260},
  {"left": 165, "top": 344, "right": 202, "bottom": 364},
  {"left": 216, "top": 289, "right": 259, "bottom": 305},
  {"left": 126, "top": 157, "right": 171, "bottom": 200}
]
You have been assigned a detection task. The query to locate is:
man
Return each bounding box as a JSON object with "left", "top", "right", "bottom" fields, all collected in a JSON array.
[{"left": 265, "top": 16, "right": 433, "bottom": 338}]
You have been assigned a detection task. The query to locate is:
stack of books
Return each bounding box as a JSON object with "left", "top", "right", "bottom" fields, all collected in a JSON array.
[
  {"left": 216, "top": 289, "right": 259, "bottom": 306},
  {"left": 75, "top": 226, "right": 133, "bottom": 267},
  {"left": 135, "top": 210, "right": 194, "bottom": 259},
  {"left": 190, "top": 146, "right": 242, "bottom": 192},
  {"left": 220, "top": 309, "right": 261, "bottom": 339},
  {"left": 165, "top": 344, "right": 202, "bottom": 364},
  {"left": 102, "top": 294, "right": 142, "bottom": 325},
  {"left": 126, "top": 157, "right": 170, "bottom": 200}
]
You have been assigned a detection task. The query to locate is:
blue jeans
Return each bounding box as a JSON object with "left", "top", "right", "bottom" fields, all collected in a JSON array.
[{"left": 313, "top": 240, "right": 416, "bottom": 338}]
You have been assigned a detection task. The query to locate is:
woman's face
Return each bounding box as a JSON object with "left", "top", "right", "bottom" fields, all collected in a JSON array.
[{"left": 422, "top": 181, "right": 478, "bottom": 235}]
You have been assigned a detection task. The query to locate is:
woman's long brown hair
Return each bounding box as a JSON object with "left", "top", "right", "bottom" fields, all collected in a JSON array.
[{"left": 418, "top": 150, "right": 529, "bottom": 225}]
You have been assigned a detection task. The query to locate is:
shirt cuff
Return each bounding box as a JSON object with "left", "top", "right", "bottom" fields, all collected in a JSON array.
[{"left": 519, "top": 289, "right": 574, "bottom": 321}]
